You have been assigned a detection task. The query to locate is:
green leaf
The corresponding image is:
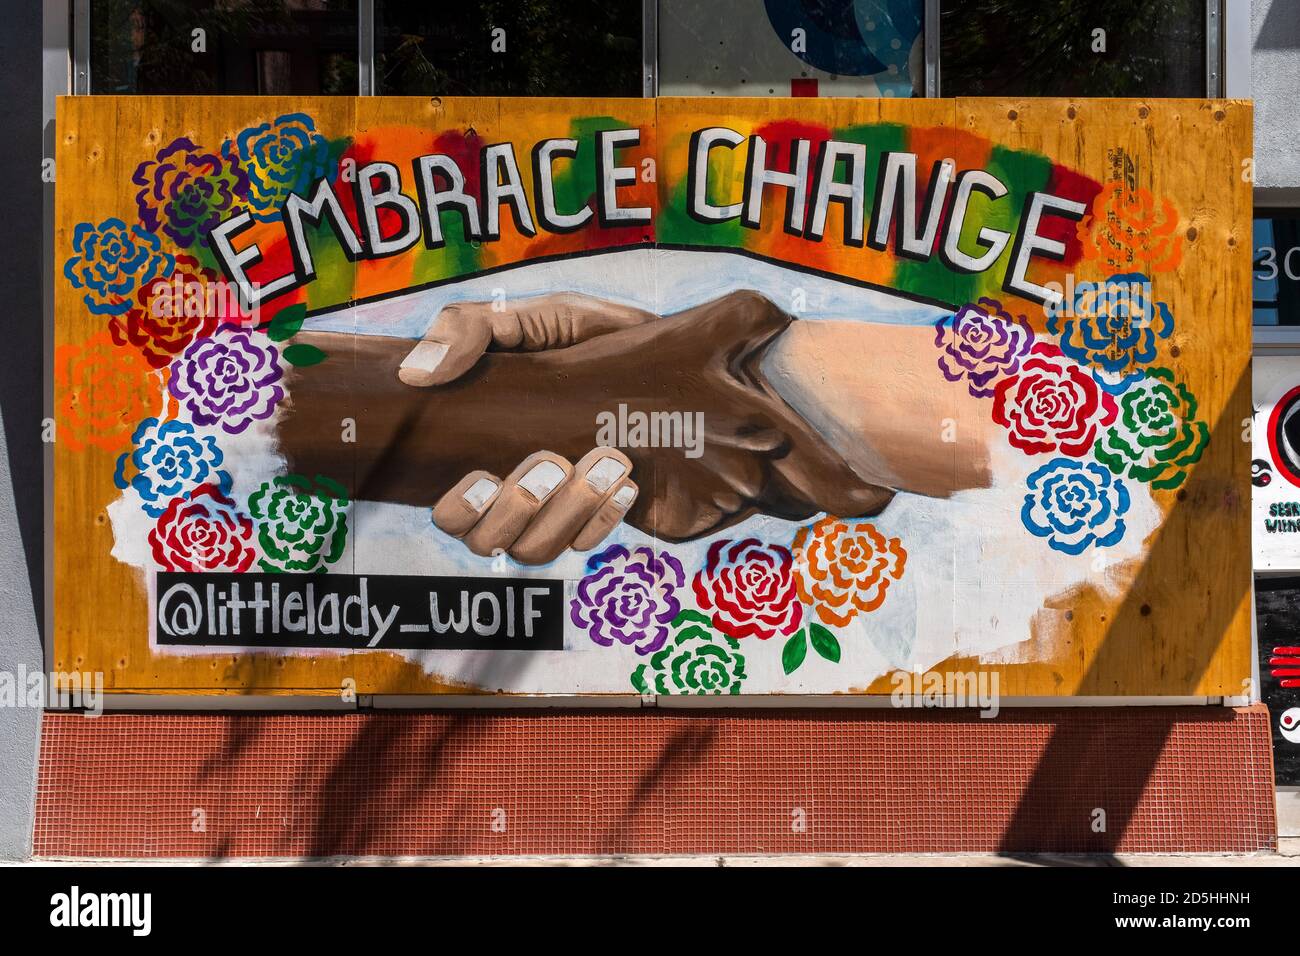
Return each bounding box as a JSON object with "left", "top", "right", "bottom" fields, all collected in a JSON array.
[
  {"left": 782, "top": 630, "right": 807, "bottom": 675},
  {"left": 809, "top": 622, "right": 841, "bottom": 663},
  {"left": 267, "top": 304, "right": 306, "bottom": 342},
  {"left": 283, "top": 343, "right": 327, "bottom": 367},
  {"left": 630, "top": 665, "right": 649, "bottom": 694}
]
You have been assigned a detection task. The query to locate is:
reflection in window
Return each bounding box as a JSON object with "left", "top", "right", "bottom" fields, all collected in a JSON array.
[
  {"left": 375, "top": 0, "right": 641, "bottom": 96},
  {"left": 659, "top": 0, "right": 923, "bottom": 97},
  {"left": 940, "top": 0, "right": 1206, "bottom": 97},
  {"left": 90, "top": 0, "right": 359, "bottom": 94},
  {"left": 1255, "top": 215, "right": 1300, "bottom": 327}
]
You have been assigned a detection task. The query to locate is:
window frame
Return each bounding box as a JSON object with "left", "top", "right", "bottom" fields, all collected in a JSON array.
[
  {"left": 66, "top": 1, "right": 1233, "bottom": 102},
  {"left": 934, "top": 0, "right": 1224, "bottom": 98},
  {"left": 1254, "top": 207, "right": 1300, "bottom": 349}
]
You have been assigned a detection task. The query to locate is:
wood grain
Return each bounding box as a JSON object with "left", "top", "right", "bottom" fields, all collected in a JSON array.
[{"left": 54, "top": 96, "right": 1252, "bottom": 695}]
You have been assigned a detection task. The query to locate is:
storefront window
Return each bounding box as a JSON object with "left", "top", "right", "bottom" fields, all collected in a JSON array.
[
  {"left": 658, "top": 0, "right": 923, "bottom": 97},
  {"left": 940, "top": 0, "right": 1207, "bottom": 97},
  {"left": 90, "top": 0, "right": 359, "bottom": 94},
  {"left": 374, "top": 0, "right": 642, "bottom": 96},
  {"left": 1255, "top": 213, "right": 1300, "bottom": 327}
]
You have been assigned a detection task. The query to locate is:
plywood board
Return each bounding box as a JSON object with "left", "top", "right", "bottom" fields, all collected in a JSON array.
[{"left": 54, "top": 96, "right": 1252, "bottom": 696}]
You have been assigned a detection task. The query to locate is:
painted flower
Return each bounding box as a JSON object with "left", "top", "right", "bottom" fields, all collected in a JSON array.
[
  {"left": 1077, "top": 182, "right": 1184, "bottom": 274},
  {"left": 109, "top": 254, "right": 249, "bottom": 369},
  {"left": 1021, "top": 458, "right": 1130, "bottom": 554},
  {"left": 1047, "top": 272, "right": 1174, "bottom": 393},
  {"left": 168, "top": 326, "right": 284, "bottom": 434},
  {"left": 132, "top": 137, "right": 249, "bottom": 249},
  {"left": 247, "top": 474, "right": 349, "bottom": 573},
  {"left": 571, "top": 545, "right": 685, "bottom": 655},
  {"left": 115, "top": 417, "right": 229, "bottom": 518},
  {"left": 224, "top": 113, "right": 333, "bottom": 221},
  {"left": 793, "top": 516, "right": 906, "bottom": 627},
  {"left": 1093, "top": 367, "right": 1210, "bottom": 490},
  {"left": 692, "top": 538, "right": 802, "bottom": 640},
  {"left": 63, "top": 218, "right": 174, "bottom": 316},
  {"left": 149, "top": 483, "right": 256, "bottom": 573},
  {"left": 53, "top": 331, "right": 159, "bottom": 453},
  {"left": 630, "top": 610, "right": 746, "bottom": 695},
  {"left": 992, "top": 344, "right": 1118, "bottom": 457},
  {"left": 934, "top": 298, "right": 1035, "bottom": 398}
]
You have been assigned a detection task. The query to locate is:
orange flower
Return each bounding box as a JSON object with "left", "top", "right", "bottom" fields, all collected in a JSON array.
[
  {"left": 1077, "top": 182, "right": 1184, "bottom": 273},
  {"left": 792, "top": 517, "right": 907, "bottom": 627},
  {"left": 54, "top": 331, "right": 160, "bottom": 452}
]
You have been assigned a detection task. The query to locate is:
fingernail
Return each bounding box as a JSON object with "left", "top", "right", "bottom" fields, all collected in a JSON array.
[
  {"left": 517, "top": 460, "right": 567, "bottom": 502},
  {"left": 585, "top": 456, "right": 627, "bottom": 493},
  {"left": 400, "top": 340, "right": 449, "bottom": 374},
  {"left": 612, "top": 485, "right": 637, "bottom": 509},
  {"left": 462, "top": 477, "right": 499, "bottom": 511}
]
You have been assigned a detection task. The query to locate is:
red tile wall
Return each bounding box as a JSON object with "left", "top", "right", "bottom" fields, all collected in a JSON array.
[{"left": 34, "top": 705, "right": 1276, "bottom": 857}]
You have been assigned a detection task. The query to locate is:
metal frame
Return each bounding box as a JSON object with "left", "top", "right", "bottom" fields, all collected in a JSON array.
[
  {"left": 641, "top": 0, "right": 657, "bottom": 97},
  {"left": 924, "top": 0, "right": 939, "bottom": 97},
  {"left": 71, "top": 0, "right": 89, "bottom": 94},
  {"left": 1206, "top": 0, "right": 1222, "bottom": 97},
  {"left": 1222, "top": 0, "right": 1251, "bottom": 99},
  {"left": 61, "top": 1, "right": 1238, "bottom": 102},
  {"left": 45, "top": 0, "right": 74, "bottom": 713},
  {"left": 1252, "top": 206, "right": 1300, "bottom": 349},
  {"left": 358, "top": 0, "right": 374, "bottom": 95}
]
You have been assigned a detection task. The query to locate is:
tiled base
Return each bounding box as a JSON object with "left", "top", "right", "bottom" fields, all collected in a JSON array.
[{"left": 34, "top": 706, "right": 1276, "bottom": 857}]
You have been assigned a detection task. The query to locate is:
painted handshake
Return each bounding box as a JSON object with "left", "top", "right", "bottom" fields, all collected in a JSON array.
[
  {"left": 395, "top": 292, "right": 892, "bottom": 565},
  {"left": 400, "top": 295, "right": 655, "bottom": 565},
  {"left": 277, "top": 290, "right": 892, "bottom": 566}
]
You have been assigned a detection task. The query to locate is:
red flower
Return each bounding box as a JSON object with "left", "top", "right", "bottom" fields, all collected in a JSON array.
[
  {"left": 109, "top": 254, "right": 248, "bottom": 369},
  {"left": 992, "top": 344, "right": 1117, "bottom": 457},
  {"left": 149, "top": 483, "right": 255, "bottom": 573},
  {"left": 692, "top": 538, "right": 802, "bottom": 640}
]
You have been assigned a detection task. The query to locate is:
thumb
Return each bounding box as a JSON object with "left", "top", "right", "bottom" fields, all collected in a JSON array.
[
  {"left": 397, "top": 302, "right": 494, "bottom": 387},
  {"left": 398, "top": 294, "right": 656, "bottom": 387}
]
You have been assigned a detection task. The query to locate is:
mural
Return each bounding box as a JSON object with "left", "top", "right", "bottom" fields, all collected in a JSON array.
[
  {"left": 53, "top": 96, "right": 1251, "bottom": 695},
  {"left": 1256, "top": 578, "right": 1300, "bottom": 786},
  {"left": 1252, "top": 357, "right": 1300, "bottom": 567}
]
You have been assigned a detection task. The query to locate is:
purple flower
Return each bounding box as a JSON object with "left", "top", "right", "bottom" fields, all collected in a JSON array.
[
  {"left": 571, "top": 545, "right": 685, "bottom": 655},
  {"left": 935, "top": 298, "right": 1035, "bottom": 398},
  {"left": 168, "top": 327, "right": 284, "bottom": 434},
  {"left": 132, "top": 137, "right": 249, "bottom": 249}
]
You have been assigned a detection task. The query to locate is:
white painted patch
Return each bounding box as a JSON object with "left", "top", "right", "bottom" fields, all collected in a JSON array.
[
  {"left": 584, "top": 456, "right": 627, "bottom": 493},
  {"left": 462, "top": 477, "right": 499, "bottom": 511},
  {"left": 517, "top": 460, "right": 567, "bottom": 502}
]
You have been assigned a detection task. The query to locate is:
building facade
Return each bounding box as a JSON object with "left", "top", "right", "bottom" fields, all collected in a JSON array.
[{"left": 0, "top": 0, "right": 1289, "bottom": 859}]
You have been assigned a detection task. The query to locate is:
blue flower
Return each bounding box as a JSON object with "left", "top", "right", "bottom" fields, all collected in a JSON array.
[
  {"left": 63, "top": 218, "right": 174, "bottom": 316},
  {"left": 223, "top": 113, "right": 334, "bottom": 222},
  {"left": 114, "top": 417, "right": 229, "bottom": 517},
  {"left": 1046, "top": 272, "right": 1173, "bottom": 394},
  {"left": 1021, "top": 458, "right": 1130, "bottom": 555}
]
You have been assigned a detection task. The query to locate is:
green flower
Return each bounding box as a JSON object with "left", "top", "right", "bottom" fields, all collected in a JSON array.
[
  {"left": 1093, "top": 368, "right": 1209, "bottom": 490},
  {"left": 630, "top": 610, "right": 746, "bottom": 695},
  {"left": 248, "top": 474, "right": 349, "bottom": 573}
]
